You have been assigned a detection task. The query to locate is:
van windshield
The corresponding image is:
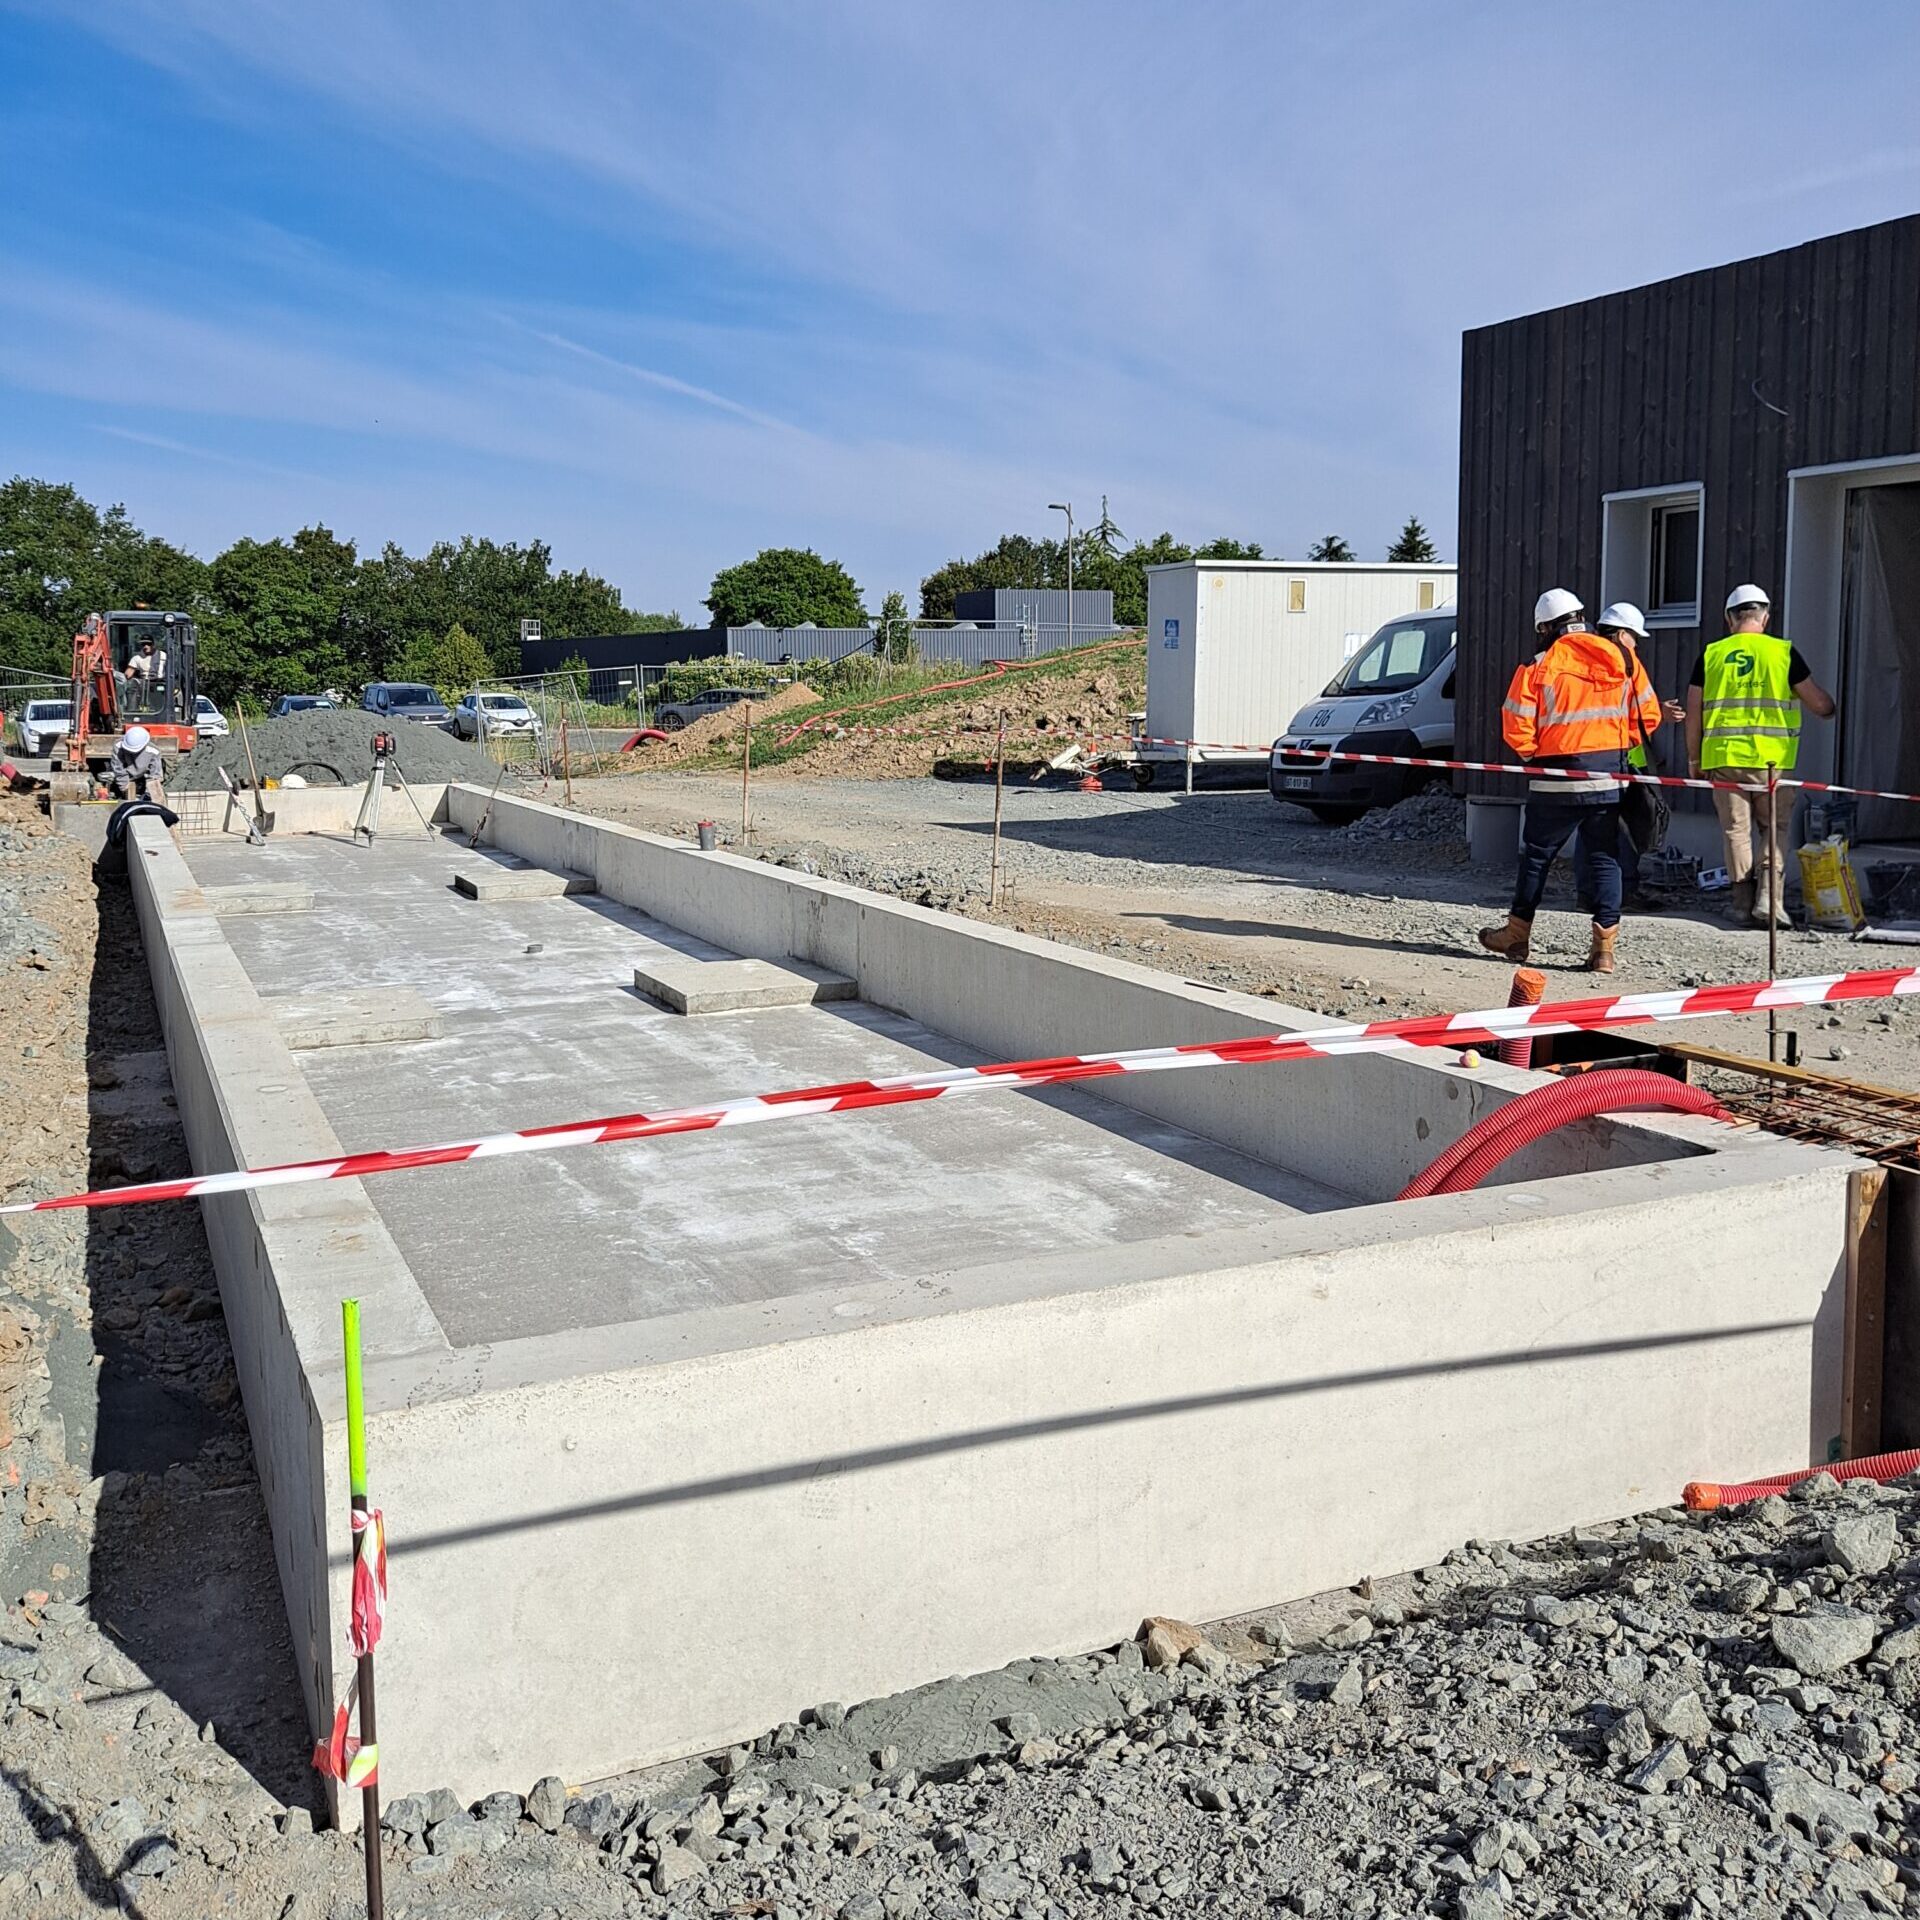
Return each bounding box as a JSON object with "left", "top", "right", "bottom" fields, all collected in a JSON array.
[
  {"left": 387, "top": 685, "right": 440, "bottom": 708},
  {"left": 1324, "top": 617, "right": 1456, "bottom": 697}
]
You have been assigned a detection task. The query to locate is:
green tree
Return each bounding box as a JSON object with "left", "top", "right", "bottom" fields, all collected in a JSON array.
[
  {"left": 876, "top": 590, "right": 915, "bottom": 663},
  {"left": 199, "top": 525, "right": 359, "bottom": 704},
  {"left": 1194, "top": 537, "right": 1265, "bottom": 560},
  {"left": 1307, "top": 534, "right": 1355, "bottom": 563},
  {"left": 395, "top": 622, "right": 494, "bottom": 702},
  {"left": 707, "top": 547, "right": 865, "bottom": 628},
  {"left": 0, "top": 476, "right": 206, "bottom": 676},
  {"left": 1386, "top": 517, "right": 1439, "bottom": 563}
]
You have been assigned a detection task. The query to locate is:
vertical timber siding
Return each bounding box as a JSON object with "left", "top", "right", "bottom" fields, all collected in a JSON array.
[{"left": 1458, "top": 214, "right": 1920, "bottom": 791}]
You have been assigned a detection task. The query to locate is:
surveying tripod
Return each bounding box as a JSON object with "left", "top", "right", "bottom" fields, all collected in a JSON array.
[{"left": 353, "top": 731, "right": 436, "bottom": 845}]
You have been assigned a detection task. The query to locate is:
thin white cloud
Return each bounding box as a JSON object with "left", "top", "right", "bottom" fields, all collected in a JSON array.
[
  {"left": 506, "top": 322, "right": 797, "bottom": 434},
  {"left": 89, "top": 423, "right": 332, "bottom": 486}
]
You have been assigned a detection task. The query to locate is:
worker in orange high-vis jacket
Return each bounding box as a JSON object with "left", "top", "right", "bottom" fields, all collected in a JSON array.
[{"left": 1478, "top": 588, "right": 1662, "bottom": 973}]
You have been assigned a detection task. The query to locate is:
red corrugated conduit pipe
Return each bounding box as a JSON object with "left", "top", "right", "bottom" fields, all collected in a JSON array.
[
  {"left": 1396, "top": 1069, "right": 1733, "bottom": 1202},
  {"left": 1684, "top": 1449, "right": 1920, "bottom": 1512}
]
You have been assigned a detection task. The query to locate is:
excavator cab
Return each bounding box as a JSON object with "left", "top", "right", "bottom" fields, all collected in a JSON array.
[{"left": 51, "top": 609, "right": 200, "bottom": 802}]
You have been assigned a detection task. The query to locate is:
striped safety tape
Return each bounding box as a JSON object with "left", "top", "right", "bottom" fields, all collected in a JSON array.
[{"left": 4, "top": 967, "right": 1916, "bottom": 1218}]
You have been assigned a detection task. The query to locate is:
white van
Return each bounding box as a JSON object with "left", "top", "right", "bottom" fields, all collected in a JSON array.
[{"left": 1268, "top": 605, "right": 1457, "bottom": 822}]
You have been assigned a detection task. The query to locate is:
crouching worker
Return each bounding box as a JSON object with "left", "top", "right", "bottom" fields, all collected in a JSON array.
[
  {"left": 106, "top": 725, "right": 166, "bottom": 805},
  {"left": 1478, "top": 588, "right": 1661, "bottom": 974}
]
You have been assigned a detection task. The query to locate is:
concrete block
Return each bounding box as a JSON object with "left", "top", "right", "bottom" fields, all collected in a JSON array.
[
  {"left": 632, "top": 956, "right": 857, "bottom": 1014},
  {"left": 452, "top": 865, "right": 594, "bottom": 901},
  {"left": 267, "top": 989, "right": 443, "bottom": 1050},
  {"left": 204, "top": 883, "right": 315, "bottom": 915}
]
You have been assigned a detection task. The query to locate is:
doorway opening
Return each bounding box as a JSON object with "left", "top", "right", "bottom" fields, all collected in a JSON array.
[{"left": 1840, "top": 482, "right": 1920, "bottom": 840}]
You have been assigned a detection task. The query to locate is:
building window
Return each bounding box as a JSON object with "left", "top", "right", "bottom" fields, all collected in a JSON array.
[
  {"left": 1416, "top": 580, "right": 1436, "bottom": 610},
  {"left": 1600, "top": 484, "right": 1704, "bottom": 628},
  {"left": 1650, "top": 501, "right": 1701, "bottom": 619},
  {"left": 1288, "top": 578, "right": 1306, "bottom": 613}
]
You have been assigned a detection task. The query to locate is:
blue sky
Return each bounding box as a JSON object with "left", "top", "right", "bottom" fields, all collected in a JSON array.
[{"left": 2, "top": 2, "right": 1917, "bottom": 620}]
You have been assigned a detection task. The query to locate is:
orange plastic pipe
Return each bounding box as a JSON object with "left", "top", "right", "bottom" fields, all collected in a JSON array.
[{"left": 1684, "top": 1447, "right": 1920, "bottom": 1511}]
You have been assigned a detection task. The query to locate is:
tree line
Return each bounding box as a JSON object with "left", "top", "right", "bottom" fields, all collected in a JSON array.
[{"left": 0, "top": 477, "right": 679, "bottom": 704}]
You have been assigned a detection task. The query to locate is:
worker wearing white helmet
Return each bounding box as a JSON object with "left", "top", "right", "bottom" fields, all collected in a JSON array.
[
  {"left": 1685, "top": 584, "right": 1836, "bottom": 926},
  {"left": 1570, "top": 604, "right": 1684, "bottom": 913},
  {"left": 107, "top": 725, "right": 166, "bottom": 804},
  {"left": 1480, "top": 587, "right": 1662, "bottom": 973}
]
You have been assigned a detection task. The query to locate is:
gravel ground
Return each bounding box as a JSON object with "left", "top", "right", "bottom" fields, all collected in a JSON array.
[
  {"left": 169, "top": 712, "right": 495, "bottom": 791},
  {"left": 566, "top": 771, "right": 1920, "bottom": 1090}
]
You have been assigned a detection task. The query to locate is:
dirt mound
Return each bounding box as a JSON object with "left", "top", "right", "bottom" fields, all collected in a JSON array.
[
  {"left": 170, "top": 710, "right": 495, "bottom": 790},
  {"left": 785, "top": 652, "right": 1145, "bottom": 781},
  {"left": 1337, "top": 783, "right": 1467, "bottom": 848},
  {"left": 636, "top": 681, "right": 821, "bottom": 762}
]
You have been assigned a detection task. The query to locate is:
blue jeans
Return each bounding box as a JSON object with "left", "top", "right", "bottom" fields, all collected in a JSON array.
[
  {"left": 1572, "top": 818, "right": 1640, "bottom": 904},
  {"left": 1511, "top": 799, "right": 1623, "bottom": 929}
]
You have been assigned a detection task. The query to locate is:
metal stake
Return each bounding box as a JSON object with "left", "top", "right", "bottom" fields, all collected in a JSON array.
[
  {"left": 561, "top": 714, "right": 574, "bottom": 810},
  {"left": 341, "top": 1300, "right": 384, "bottom": 1920},
  {"left": 742, "top": 702, "right": 754, "bottom": 843},
  {"left": 989, "top": 711, "right": 1006, "bottom": 907},
  {"left": 1768, "top": 764, "right": 1780, "bottom": 1063}
]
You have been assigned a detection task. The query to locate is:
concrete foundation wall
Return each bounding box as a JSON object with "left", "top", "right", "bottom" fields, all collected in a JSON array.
[{"left": 130, "top": 798, "right": 1866, "bottom": 1812}]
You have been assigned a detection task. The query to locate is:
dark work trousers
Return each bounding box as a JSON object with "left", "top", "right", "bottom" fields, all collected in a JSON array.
[{"left": 1511, "top": 798, "right": 1624, "bottom": 929}]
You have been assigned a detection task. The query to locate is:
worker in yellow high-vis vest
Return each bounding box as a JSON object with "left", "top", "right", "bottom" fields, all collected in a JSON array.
[{"left": 1685, "top": 584, "right": 1836, "bottom": 927}]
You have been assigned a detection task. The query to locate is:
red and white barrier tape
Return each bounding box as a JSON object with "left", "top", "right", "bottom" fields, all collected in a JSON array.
[
  {"left": 767, "top": 719, "right": 1920, "bottom": 810},
  {"left": 5, "top": 966, "right": 1916, "bottom": 1218}
]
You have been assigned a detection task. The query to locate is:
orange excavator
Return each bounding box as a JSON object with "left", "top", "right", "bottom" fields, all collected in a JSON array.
[{"left": 50, "top": 609, "right": 200, "bottom": 803}]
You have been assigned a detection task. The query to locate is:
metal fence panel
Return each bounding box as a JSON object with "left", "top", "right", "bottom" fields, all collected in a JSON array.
[{"left": 723, "top": 622, "right": 1120, "bottom": 669}]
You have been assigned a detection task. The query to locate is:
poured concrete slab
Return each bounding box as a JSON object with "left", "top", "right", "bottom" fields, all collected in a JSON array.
[
  {"left": 204, "top": 882, "right": 314, "bottom": 915},
  {"left": 633, "top": 955, "right": 856, "bottom": 1014},
  {"left": 137, "top": 793, "right": 1863, "bottom": 1820},
  {"left": 267, "top": 989, "right": 442, "bottom": 1050},
  {"left": 453, "top": 864, "right": 594, "bottom": 900}
]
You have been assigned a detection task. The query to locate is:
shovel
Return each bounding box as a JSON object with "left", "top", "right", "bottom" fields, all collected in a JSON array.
[{"left": 235, "top": 708, "right": 275, "bottom": 838}]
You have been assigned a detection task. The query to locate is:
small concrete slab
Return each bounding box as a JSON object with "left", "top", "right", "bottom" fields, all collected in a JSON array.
[
  {"left": 267, "top": 990, "right": 444, "bottom": 1051},
  {"left": 453, "top": 866, "right": 595, "bottom": 901},
  {"left": 632, "top": 956, "right": 857, "bottom": 1015},
  {"left": 204, "top": 883, "right": 315, "bottom": 915}
]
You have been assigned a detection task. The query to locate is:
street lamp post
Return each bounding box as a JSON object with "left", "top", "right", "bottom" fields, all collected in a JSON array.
[{"left": 1049, "top": 501, "right": 1074, "bottom": 654}]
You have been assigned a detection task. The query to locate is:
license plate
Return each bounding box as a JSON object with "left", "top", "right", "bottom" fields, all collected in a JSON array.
[{"left": 1282, "top": 776, "right": 1313, "bottom": 791}]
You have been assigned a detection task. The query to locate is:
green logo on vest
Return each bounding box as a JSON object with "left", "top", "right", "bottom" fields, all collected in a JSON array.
[{"left": 1729, "top": 649, "right": 1755, "bottom": 676}]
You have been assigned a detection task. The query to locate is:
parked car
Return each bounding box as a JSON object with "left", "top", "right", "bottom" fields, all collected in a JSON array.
[
  {"left": 1268, "top": 606, "right": 1458, "bottom": 823},
  {"left": 452, "top": 690, "right": 544, "bottom": 742},
  {"left": 194, "top": 694, "right": 230, "bottom": 738},
  {"left": 362, "top": 682, "right": 453, "bottom": 728},
  {"left": 653, "top": 686, "right": 758, "bottom": 732},
  {"left": 269, "top": 694, "right": 339, "bottom": 717},
  {"left": 13, "top": 698, "right": 73, "bottom": 757}
]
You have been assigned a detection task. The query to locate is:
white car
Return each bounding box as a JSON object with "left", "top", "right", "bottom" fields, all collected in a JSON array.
[
  {"left": 453, "top": 691, "right": 544, "bottom": 741},
  {"left": 194, "top": 695, "right": 231, "bottom": 738},
  {"left": 14, "top": 698, "right": 73, "bottom": 757}
]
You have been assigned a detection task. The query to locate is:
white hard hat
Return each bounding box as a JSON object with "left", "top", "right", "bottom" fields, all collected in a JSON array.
[
  {"left": 122, "top": 726, "right": 151, "bottom": 752},
  {"left": 1533, "top": 587, "right": 1584, "bottom": 627},
  {"left": 1725, "top": 583, "right": 1771, "bottom": 613},
  {"left": 1596, "top": 602, "right": 1650, "bottom": 640}
]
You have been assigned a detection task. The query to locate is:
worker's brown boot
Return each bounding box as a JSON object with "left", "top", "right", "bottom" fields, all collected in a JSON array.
[
  {"left": 1586, "top": 920, "right": 1619, "bottom": 974},
  {"left": 1478, "top": 914, "right": 1532, "bottom": 962},
  {"left": 1726, "top": 878, "right": 1755, "bottom": 926}
]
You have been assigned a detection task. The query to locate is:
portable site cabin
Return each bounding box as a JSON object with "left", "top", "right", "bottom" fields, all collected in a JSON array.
[{"left": 1139, "top": 560, "right": 1456, "bottom": 782}]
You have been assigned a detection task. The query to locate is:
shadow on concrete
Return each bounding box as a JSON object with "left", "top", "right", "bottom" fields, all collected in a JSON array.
[
  {"left": 82, "top": 865, "right": 320, "bottom": 1817},
  {"left": 389, "top": 1319, "right": 1801, "bottom": 1559},
  {"left": 1123, "top": 910, "right": 1469, "bottom": 963}
]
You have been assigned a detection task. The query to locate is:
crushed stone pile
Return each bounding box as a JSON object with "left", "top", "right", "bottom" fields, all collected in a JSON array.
[
  {"left": 168, "top": 711, "right": 495, "bottom": 791},
  {"left": 1335, "top": 782, "right": 1470, "bottom": 848}
]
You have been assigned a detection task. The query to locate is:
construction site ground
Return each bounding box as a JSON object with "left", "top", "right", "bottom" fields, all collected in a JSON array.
[
  {"left": 8, "top": 779, "right": 1920, "bottom": 1919},
  {"left": 564, "top": 770, "right": 1920, "bottom": 1093}
]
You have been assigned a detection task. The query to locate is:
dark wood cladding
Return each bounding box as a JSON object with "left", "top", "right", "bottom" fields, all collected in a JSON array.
[{"left": 1457, "top": 214, "right": 1920, "bottom": 787}]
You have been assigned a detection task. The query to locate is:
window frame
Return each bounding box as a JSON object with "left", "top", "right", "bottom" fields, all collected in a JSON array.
[{"left": 1599, "top": 483, "right": 1705, "bottom": 631}]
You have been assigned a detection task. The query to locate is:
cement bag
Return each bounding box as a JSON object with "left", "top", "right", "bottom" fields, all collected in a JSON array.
[{"left": 1797, "top": 837, "right": 1865, "bottom": 932}]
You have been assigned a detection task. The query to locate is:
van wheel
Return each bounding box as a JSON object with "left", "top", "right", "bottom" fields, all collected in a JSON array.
[
  {"left": 1131, "top": 765, "right": 1156, "bottom": 789},
  {"left": 1305, "top": 804, "right": 1366, "bottom": 825}
]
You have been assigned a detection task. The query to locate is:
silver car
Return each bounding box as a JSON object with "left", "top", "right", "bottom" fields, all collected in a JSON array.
[
  {"left": 14, "top": 698, "right": 73, "bottom": 757},
  {"left": 653, "top": 686, "right": 757, "bottom": 732},
  {"left": 453, "top": 691, "right": 545, "bottom": 741}
]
